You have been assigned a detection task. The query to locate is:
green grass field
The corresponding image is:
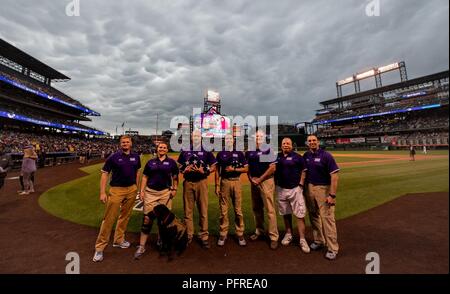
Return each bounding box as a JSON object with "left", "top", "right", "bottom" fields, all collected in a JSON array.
[{"left": 39, "top": 150, "right": 449, "bottom": 235}]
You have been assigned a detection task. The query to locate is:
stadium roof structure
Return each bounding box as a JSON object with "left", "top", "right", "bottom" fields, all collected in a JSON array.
[
  {"left": 0, "top": 38, "right": 70, "bottom": 81},
  {"left": 320, "top": 70, "right": 449, "bottom": 107}
]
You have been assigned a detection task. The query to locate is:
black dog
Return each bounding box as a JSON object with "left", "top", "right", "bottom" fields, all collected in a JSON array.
[{"left": 153, "top": 204, "right": 188, "bottom": 261}]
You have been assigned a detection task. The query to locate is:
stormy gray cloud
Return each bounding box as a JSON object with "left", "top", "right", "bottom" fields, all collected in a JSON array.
[{"left": 0, "top": 0, "right": 448, "bottom": 134}]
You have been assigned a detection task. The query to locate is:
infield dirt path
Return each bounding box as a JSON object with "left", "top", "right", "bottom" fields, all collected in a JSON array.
[{"left": 0, "top": 162, "right": 448, "bottom": 274}]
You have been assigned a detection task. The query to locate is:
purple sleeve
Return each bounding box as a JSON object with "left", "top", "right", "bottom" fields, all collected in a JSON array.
[
  {"left": 177, "top": 152, "right": 186, "bottom": 165},
  {"left": 102, "top": 154, "right": 114, "bottom": 173},
  {"left": 216, "top": 152, "right": 223, "bottom": 165},
  {"left": 297, "top": 155, "right": 307, "bottom": 171},
  {"left": 240, "top": 152, "right": 247, "bottom": 165},
  {"left": 171, "top": 160, "right": 179, "bottom": 175},
  {"left": 137, "top": 155, "right": 142, "bottom": 170},
  {"left": 143, "top": 161, "right": 151, "bottom": 177},
  {"left": 326, "top": 152, "right": 339, "bottom": 174},
  {"left": 206, "top": 151, "right": 217, "bottom": 166}
]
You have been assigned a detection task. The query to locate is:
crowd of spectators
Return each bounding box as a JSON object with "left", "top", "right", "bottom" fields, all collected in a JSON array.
[
  {"left": 0, "top": 130, "right": 154, "bottom": 156},
  {"left": 396, "top": 131, "right": 449, "bottom": 146},
  {"left": 317, "top": 109, "right": 449, "bottom": 140},
  {"left": 314, "top": 85, "right": 449, "bottom": 122}
]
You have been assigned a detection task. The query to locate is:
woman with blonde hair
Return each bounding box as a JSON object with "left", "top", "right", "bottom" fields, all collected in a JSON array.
[{"left": 19, "top": 146, "right": 37, "bottom": 195}]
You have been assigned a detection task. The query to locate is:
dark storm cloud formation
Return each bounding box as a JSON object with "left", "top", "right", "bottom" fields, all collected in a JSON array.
[{"left": 0, "top": 0, "right": 448, "bottom": 134}]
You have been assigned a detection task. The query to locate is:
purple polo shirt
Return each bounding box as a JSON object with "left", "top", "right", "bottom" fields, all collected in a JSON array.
[
  {"left": 216, "top": 151, "right": 247, "bottom": 179},
  {"left": 303, "top": 148, "right": 339, "bottom": 186},
  {"left": 275, "top": 151, "right": 307, "bottom": 189},
  {"left": 177, "top": 148, "right": 217, "bottom": 182},
  {"left": 245, "top": 148, "right": 276, "bottom": 178},
  {"left": 143, "top": 156, "right": 179, "bottom": 191},
  {"left": 102, "top": 151, "right": 141, "bottom": 187}
]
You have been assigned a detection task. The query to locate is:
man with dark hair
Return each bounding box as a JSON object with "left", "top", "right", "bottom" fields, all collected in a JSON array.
[
  {"left": 93, "top": 135, "right": 141, "bottom": 262},
  {"left": 0, "top": 142, "right": 13, "bottom": 190},
  {"left": 303, "top": 135, "right": 340, "bottom": 260}
]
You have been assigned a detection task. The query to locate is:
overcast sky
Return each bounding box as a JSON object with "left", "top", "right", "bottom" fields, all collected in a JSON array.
[{"left": 0, "top": 0, "right": 448, "bottom": 135}]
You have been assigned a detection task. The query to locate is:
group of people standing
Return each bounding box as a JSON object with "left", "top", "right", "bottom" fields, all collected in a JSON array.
[{"left": 92, "top": 131, "right": 340, "bottom": 262}]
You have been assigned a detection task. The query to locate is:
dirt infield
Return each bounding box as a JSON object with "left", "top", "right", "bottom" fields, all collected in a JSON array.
[{"left": 0, "top": 162, "right": 448, "bottom": 274}]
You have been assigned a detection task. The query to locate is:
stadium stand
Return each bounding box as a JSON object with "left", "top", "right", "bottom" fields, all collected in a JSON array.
[
  {"left": 0, "top": 38, "right": 152, "bottom": 169},
  {"left": 309, "top": 68, "right": 449, "bottom": 149}
]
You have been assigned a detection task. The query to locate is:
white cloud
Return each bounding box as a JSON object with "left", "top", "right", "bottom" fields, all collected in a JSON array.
[{"left": 0, "top": 0, "right": 448, "bottom": 134}]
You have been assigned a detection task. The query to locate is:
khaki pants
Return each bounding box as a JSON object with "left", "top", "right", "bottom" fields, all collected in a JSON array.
[
  {"left": 143, "top": 187, "right": 172, "bottom": 214},
  {"left": 95, "top": 185, "right": 137, "bottom": 251},
  {"left": 250, "top": 177, "right": 279, "bottom": 241},
  {"left": 305, "top": 184, "right": 339, "bottom": 253},
  {"left": 183, "top": 179, "right": 209, "bottom": 241},
  {"left": 219, "top": 178, "right": 245, "bottom": 237}
]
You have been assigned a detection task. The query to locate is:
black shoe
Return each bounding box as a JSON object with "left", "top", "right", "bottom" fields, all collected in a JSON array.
[
  {"left": 309, "top": 242, "right": 325, "bottom": 251},
  {"left": 270, "top": 240, "right": 279, "bottom": 250},
  {"left": 250, "top": 233, "right": 263, "bottom": 241},
  {"left": 201, "top": 239, "right": 210, "bottom": 249}
]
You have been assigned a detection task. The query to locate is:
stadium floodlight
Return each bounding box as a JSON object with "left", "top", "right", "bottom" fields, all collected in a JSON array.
[
  {"left": 378, "top": 62, "right": 400, "bottom": 74},
  {"left": 206, "top": 89, "right": 220, "bottom": 103},
  {"left": 356, "top": 69, "right": 376, "bottom": 80},
  {"left": 337, "top": 76, "right": 354, "bottom": 86}
]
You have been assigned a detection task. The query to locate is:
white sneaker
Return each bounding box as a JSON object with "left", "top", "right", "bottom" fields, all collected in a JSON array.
[
  {"left": 238, "top": 236, "right": 247, "bottom": 247},
  {"left": 19, "top": 191, "right": 29, "bottom": 195},
  {"left": 113, "top": 240, "right": 131, "bottom": 248},
  {"left": 299, "top": 239, "right": 310, "bottom": 253},
  {"left": 281, "top": 233, "right": 293, "bottom": 246},
  {"left": 92, "top": 251, "right": 103, "bottom": 262},
  {"left": 134, "top": 245, "right": 146, "bottom": 260},
  {"left": 325, "top": 251, "right": 338, "bottom": 260},
  {"left": 217, "top": 236, "right": 226, "bottom": 246}
]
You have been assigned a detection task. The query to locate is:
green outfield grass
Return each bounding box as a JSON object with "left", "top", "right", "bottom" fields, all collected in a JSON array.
[{"left": 39, "top": 151, "right": 449, "bottom": 235}]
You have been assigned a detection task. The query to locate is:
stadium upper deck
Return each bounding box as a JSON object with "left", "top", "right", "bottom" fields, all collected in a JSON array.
[
  {"left": 310, "top": 64, "right": 449, "bottom": 148},
  {"left": 0, "top": 38, "right": 106, "bottom": 136}
]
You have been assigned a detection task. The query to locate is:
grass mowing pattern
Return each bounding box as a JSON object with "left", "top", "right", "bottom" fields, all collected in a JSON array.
[{"left": 39, "top": 151, "right": 449, "bottom": 234}]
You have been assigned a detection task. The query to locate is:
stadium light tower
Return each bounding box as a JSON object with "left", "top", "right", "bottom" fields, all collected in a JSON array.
[{"left": 336, "top": 61, "right": 408, "bottom": 97}]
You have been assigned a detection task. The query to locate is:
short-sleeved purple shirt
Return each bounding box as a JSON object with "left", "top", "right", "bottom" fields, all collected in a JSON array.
[
  {"left": 102, "top": 151, "right": 141, "bottom": 187},
  {"left": 245, "top": 148, "right": 276, "bottom": 178},
  {"left": 143, "top": 156, "right": 179, "bottom": 191},
  {"left": 216, "top": 151, "right": 247, "bottom": 179},
  {"left": 275, "top": 151, "right": 307, "bottom": 189},
  {"left": 303, "top": 148, "right": 339, "bottom": 185},
  {"left": 177, "top": 148, "right": 217, "bottom": 182}
]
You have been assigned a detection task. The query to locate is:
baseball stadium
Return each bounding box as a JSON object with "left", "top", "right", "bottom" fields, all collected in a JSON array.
[{"left": 0, "top": 38, "right": 448, "bottom": 275}]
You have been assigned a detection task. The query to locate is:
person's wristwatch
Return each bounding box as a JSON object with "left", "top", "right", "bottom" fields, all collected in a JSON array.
[{"left": 328, "top": 193, "right": 336, "bottom": 199}]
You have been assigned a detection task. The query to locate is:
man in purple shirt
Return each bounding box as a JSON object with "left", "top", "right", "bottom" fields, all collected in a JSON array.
[
  {"left": 177, "top": 130, "right": 217, "bottom": 249},
  {"left": 93, "top": 135, "right": 141, "bottom": 262},
  {"left": 215, "top": 134, "right": 248, "bottom": 247},
  {"left": 275, "top": 138, "right": 310, "bottom": 253},
  {"left": 303, "top": 135, "right": 340, "bottom": 260},
  {"left": 134, "top": 142, "right": 179, "bottom": 259},
  {"left": 245, "top": 130, "right": 279, "bottom": 250}
]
